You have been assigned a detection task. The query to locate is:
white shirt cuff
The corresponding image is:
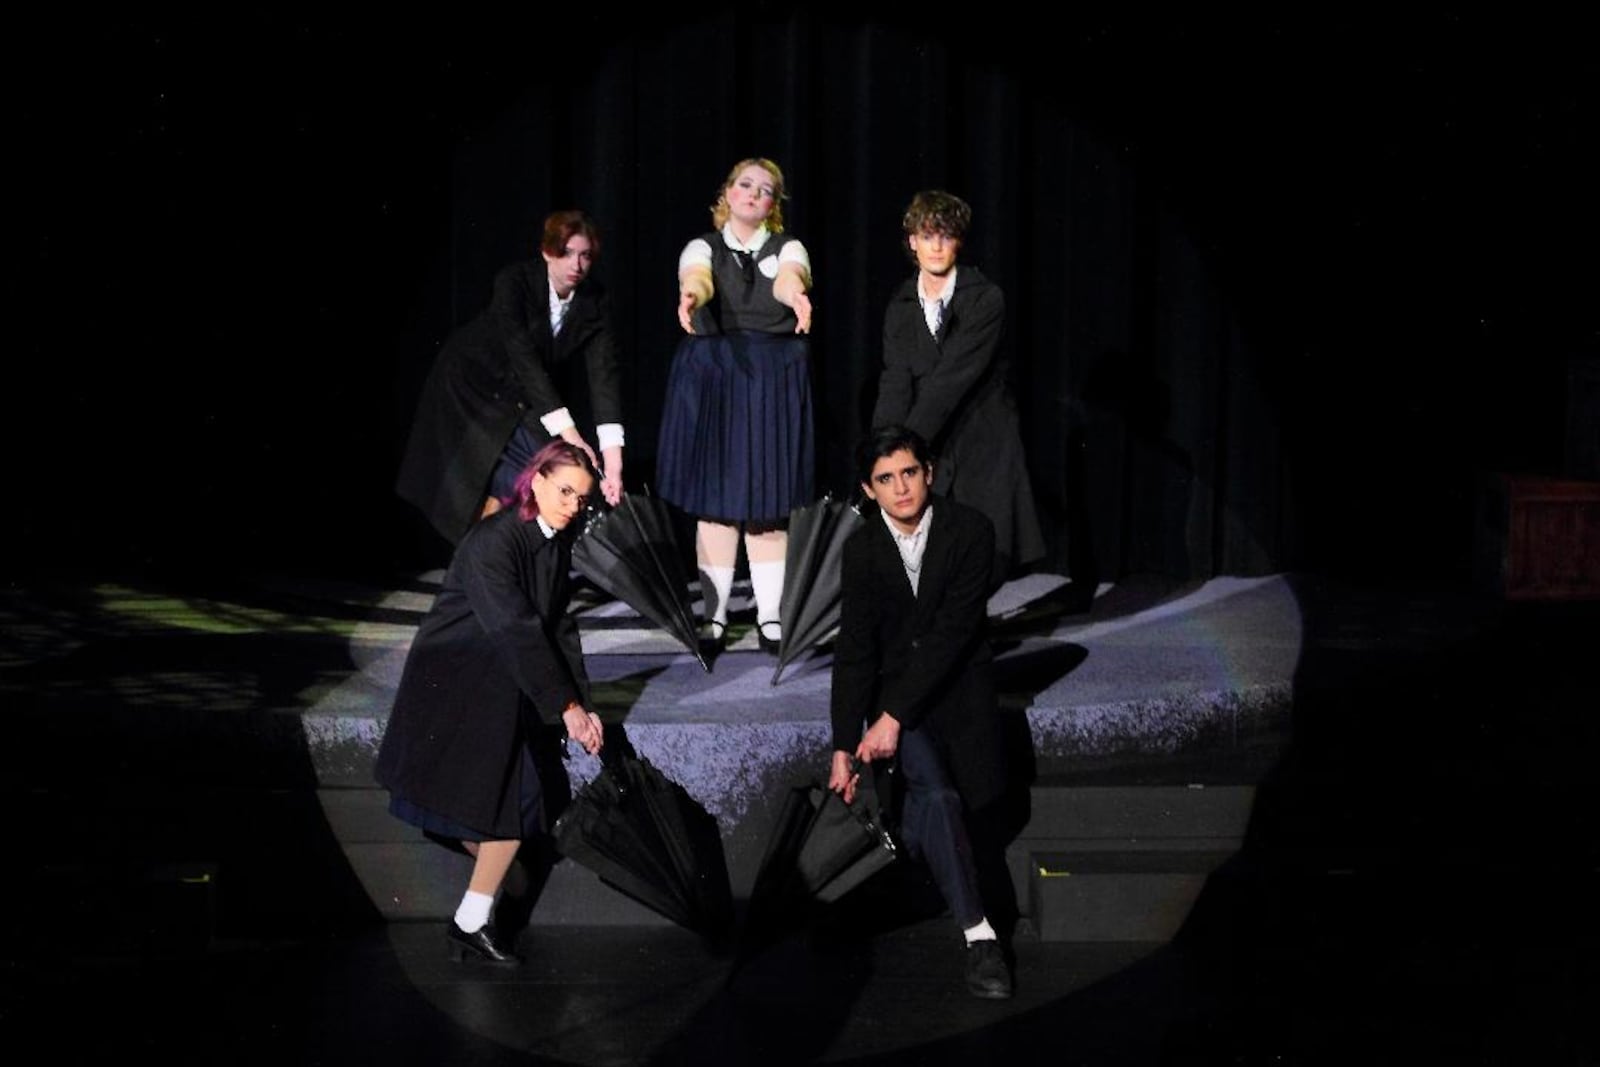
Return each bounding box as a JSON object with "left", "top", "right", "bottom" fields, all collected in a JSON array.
[
  {"left": 540, "top": 408, "right": 575, "bottom": 435},
  {"left": 597, "top": 424, "right": 625, "bottom": 452}
]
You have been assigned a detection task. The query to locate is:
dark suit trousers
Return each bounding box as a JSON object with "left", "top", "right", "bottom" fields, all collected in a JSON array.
[{"left": 898, "top": 727, "right": 985, "bottom": 931}]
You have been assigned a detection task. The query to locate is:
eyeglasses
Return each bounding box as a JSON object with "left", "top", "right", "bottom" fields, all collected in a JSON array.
[{"left": 549, "top": 480, "right": 593, "bottom": 507}]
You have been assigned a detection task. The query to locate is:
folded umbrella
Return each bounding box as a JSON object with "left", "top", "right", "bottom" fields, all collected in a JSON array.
[
  {"left": 571, "top": 490, "right": 709, "bottom": 671},
  {"left": 551, "top": 740, "right": 734, "bottom": 943},
  {"left": 732, "top": 760, "right": 899, "bottom": 974},
  {"left": 771, "top": 492, "right": 867, "bottom": 685}
]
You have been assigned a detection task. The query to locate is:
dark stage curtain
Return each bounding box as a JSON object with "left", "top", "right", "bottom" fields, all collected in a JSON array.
[
  {"left": 15, "top": 12, "right": 1594, "bottom": 588},
  {"left": 421, "top": 14, "right": 1290, "bottom": 585}
]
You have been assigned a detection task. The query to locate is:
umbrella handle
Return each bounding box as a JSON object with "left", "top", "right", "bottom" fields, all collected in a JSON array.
[
  {"left": 596, "top": 730, "right": 644, "bottom": 801},
  {"left": 848, "top": 756, "right": 901, "bottom": 843}
]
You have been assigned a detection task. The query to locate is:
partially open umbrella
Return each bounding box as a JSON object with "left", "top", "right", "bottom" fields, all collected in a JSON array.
[
  {"left": 571, "top": 490, "right": 709, "bottom": 671},
  {"left": 732, "top": 762, "right": 899, "bottom": 974},
  {"left": 551, "top": 742, "right": 734, "bottom": 943},
  {"left": 771, "top": 492, "right": 867, "bottom": 684}
]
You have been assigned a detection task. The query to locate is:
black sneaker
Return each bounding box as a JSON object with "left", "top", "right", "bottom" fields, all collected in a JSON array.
[{"left": 963, "top": 939, "right": 1013, "bottom": 999}]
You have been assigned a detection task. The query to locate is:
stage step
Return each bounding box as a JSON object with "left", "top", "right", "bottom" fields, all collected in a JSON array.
[
  {"left": 322, "top": 781, "right": 1257, "bottom": 941},
  {"left": 1008, "top": 784, "right": 1255, "bottom": 942}
]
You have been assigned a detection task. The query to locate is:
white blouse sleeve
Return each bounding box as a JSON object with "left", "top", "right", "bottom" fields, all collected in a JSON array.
[
  {"left": 778, "top": 238, "right": 811, "bottom": 275},
  {"left": 677, "top": 237, "right": 714, "bottom": 275}
]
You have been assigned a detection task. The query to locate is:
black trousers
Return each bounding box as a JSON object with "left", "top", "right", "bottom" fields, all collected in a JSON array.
[{"left": 896, "top": 727, "right": 985, "bottom": 931}]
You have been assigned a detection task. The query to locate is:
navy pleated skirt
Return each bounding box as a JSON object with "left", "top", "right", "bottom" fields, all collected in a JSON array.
[{"left": 655, "top": 331, "right": 815, "bottom": 525}]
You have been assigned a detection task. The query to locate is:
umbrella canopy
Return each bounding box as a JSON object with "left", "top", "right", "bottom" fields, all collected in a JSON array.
[
  {"left": 771, "top": 493, "right": 867, "bottom": 684},
  {"left": 571, "top": 491, "right": 709, "bottom": 671},
  {"left": 733, "top": 764, "right": 899, "bottom": 973},
  {"left": 552, "top": 744, "right": 734, "bottom": 942}
]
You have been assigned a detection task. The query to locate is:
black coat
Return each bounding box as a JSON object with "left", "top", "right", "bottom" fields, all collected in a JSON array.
[
  {"left": 873, "top": 267, "right": 1045, "bottom": 581},
  {"left": 830, "top": 499, "right": 1007, "bottom": 812},
  {"left": 374, "top": 507, "right": 589, "bottom": 840},
  {"left": 396, "top": 259, "right": 623, "bottom": 545}
]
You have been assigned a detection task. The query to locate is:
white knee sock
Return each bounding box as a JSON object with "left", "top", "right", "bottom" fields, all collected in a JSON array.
[
  {"left": 697, "top": 522, "right": 740, "bottom": 627},
  {"left": 455, "top": 890, "right": 495, "bottom": 933},
  {"left": 699, "top": 565, "right": 735, "bottom": 626},
  {"left": 748, "top": 559, "right": 785, "bottom": 631}
]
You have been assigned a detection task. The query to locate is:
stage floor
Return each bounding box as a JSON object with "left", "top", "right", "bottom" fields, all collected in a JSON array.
[{"left": 3, "top": 567, "right": 1595, "bottom": 1064}]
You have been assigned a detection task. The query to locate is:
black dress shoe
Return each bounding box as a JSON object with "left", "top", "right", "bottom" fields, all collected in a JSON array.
[
  {"left": 757, "top": 621, "right": 782, "bottom": 655},
  {"left": 446, "top": 920, "right": 521, "bottom": 967},
  {"left": 699, "top": 621, "right": 728, "bottom": 662},
  {"left": 964, "top": 939, "right": 1013, "bottom": 999}
]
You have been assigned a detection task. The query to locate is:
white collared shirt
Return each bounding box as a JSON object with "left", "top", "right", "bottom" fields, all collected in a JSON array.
[
  {"left": 536, "top": 514, "right": 557, "bottom": 540},
  {"left": 881, "top": 504, "right": 933, "bottom": 595},
  {"left": 918, "top": 267, "right": 957, "bottom": 338},
  {"left": 548, "top": 280, "right": 576, "bottom": 337}
]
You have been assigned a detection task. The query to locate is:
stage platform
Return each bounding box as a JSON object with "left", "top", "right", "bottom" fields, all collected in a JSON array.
[
  {"left": 2, "top": 566, "right": 1500, "bottom": 932},
  {"left": 297, "top": 567, "right": 1509, "bottom": 937},
  {"left": 3, "top": 566, "right": 1594, "bottom": 1063}
]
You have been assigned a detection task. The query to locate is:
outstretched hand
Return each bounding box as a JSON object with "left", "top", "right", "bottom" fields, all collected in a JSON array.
[{"left": 791, "top": 290, "right": 813, "bottom": 334}]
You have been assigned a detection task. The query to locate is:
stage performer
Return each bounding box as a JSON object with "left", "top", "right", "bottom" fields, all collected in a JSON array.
[
  {"left": 828, "top": 425, "right": 1014, "bottom": 999},
  {"left": 375, "top": 440, "right": 603, "bottom": 967},
  {"left": 396, "top": 209, "right": 625, "bottom": 548},
  {"left": 655, "top": 157, "right": 815, "bottom": 655},
  {"left": 872, "top": 190, "right": 1044, "bottom": 591}
]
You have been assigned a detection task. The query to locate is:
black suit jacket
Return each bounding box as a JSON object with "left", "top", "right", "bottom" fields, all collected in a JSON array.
[
  {"left": 830, "top": 498, "right": 1006, "bottom": 811},
  {"left": 396, "top": 258, "right": 623, "bottom": 544},
  {"left": 872, "top": 266, "right": 1045, "bottom": 580}
]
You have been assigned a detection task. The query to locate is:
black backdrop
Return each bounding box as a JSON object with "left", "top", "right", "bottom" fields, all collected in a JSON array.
[{"left": 13, "top": 10, "right": 1597, "bottom": 587}]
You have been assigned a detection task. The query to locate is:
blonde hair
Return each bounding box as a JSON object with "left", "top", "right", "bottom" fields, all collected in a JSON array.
[{"left": 709, "top": 157, "right": 787, "bottom": 233}]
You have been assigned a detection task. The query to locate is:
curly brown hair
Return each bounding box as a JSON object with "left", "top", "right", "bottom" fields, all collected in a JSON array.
[{"left": 900, "top": 190, "right": 970, "bottom": 263}]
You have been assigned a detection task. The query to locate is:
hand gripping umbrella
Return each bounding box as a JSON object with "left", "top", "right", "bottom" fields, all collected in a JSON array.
[
  {"left": 770, "top": 492, "right": 867, "bottom": 685},
  {"left": 551, "top": 739, "right": 735, "bottom": 944},
  {"left": 571, "top": 490, "right": 710, "bottom": 671}
]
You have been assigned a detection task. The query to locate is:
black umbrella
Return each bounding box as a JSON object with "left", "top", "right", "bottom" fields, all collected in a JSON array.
[
  {"left": 732, "top": 761, "right": 899, "bottom": 973},
  {"left": 551, "top": 741, "right": 735, "bottom": 943},
  {"left": 771, "top": 492, "right": 868, "bottom": 684},
  {"left": 571, "top": 490, "right": 709, "bottom": 672}
]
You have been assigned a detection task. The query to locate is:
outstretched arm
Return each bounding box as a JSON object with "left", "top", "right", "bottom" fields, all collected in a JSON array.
[
  {"left": 677, "top": 238, "right": 716, "bottom": 334},
  {"left": 773, "top": 261, "right": 813, "bottom": 334}
]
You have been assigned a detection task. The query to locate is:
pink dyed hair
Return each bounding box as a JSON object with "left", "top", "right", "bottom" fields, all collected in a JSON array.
[{"left": 504, "top": 439, "right": 598, "bottom": 522}]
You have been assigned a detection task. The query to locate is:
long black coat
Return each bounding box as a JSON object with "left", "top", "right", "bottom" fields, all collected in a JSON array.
[
  {"left": 396, "top": 258, "right": 623, "bottom": 545},
  {"left": 873, "top": 267, "right": 1045, "bottom": 583},
  {"left": 374, "top": 507, "right": 589, "bottom": 840},
  {"left": 830, "top": 499, "right": 1006, "bottom": 812}
]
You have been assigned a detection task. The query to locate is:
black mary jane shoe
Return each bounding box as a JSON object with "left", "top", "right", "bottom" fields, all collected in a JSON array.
[
  {"left": 757, "top": 621, "right": 782, "bottom": 655},
  {"left": 700, "top": 620, "right": 728, "bottom": 654},
  {"left": 446, "top": 920, "right": 521, "bottom": 967}
]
